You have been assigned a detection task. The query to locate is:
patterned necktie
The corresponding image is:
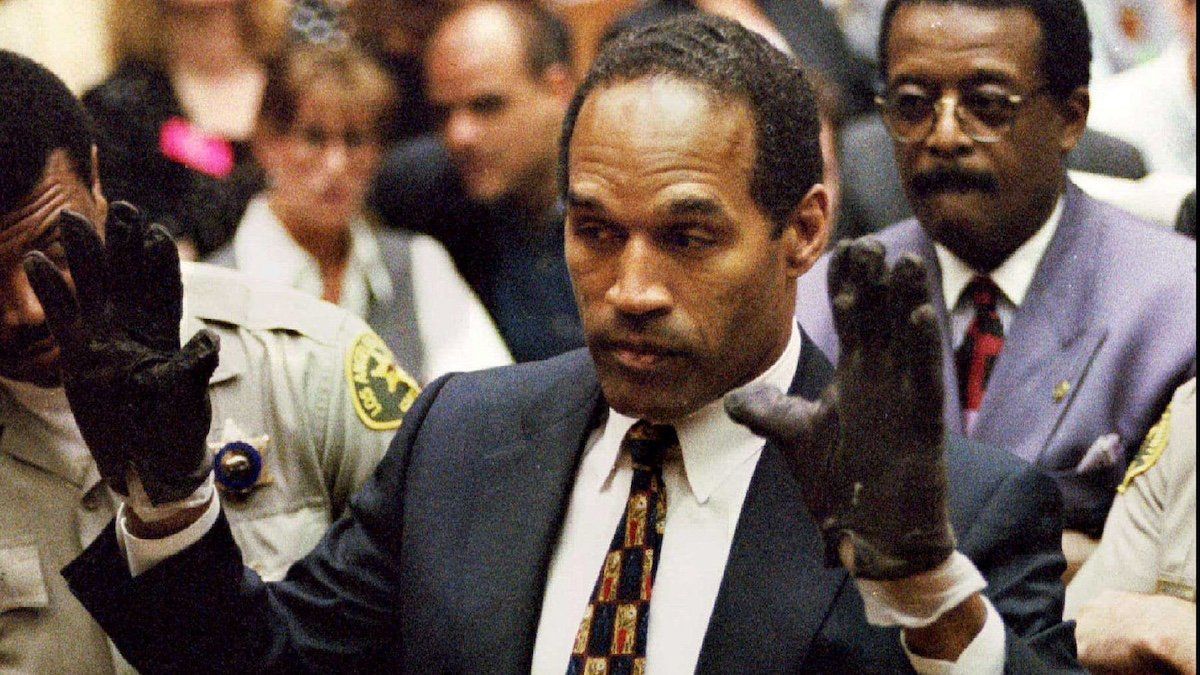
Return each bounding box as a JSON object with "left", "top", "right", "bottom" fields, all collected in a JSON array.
[
  {"left": 955, "top": 276, "right": 1005, "bottom": 434},
  {"left": 567, "top": 421, "right": 676, "bottom": 675}
]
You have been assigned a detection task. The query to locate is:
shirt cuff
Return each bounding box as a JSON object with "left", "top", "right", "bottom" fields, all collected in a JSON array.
[
  {"left": 903, "top": 596, "right": 1006, "bottom": 675},
  {"left": 117, "top": 489, "right": 221, "bottom": 577}
]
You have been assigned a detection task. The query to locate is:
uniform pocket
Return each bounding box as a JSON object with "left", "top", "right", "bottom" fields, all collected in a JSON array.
[{"left": 0, "top": 544, "right": 48, "bottom": 612}]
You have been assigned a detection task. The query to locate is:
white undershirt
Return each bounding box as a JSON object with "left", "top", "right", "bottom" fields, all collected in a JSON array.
[{"left": 935, "top": 196, "right": 1064, "bottom": 349}]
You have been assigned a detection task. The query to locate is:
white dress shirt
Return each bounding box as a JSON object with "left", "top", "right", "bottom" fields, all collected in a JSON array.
[
  {"left": 936, "top": 196, "right": 1064, "bottom": 350},
  {"left": 529, "top": 325, "right": 1005, "bottom": 674},
  {"left": 120, "top": 326, "right": 1005, "bottom": 672},
  {"left": 229, "top": 195, "right": 511, "bottom": 381}
]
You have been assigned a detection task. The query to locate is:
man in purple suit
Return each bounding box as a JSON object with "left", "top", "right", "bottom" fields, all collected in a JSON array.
[{"left": 796, "top": 0, "right": 1196, "bottom": 572}]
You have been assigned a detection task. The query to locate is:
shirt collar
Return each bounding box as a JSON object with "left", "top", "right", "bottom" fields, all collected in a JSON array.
[
  {"left": 232, "top": 194, "right": 394, "bottom": 309},
  {"left": 934, "top": 195, "right": 1063, "bottom": 310},
  {"left": 597, "top": 324, "right": 803, "bottom": 504}
]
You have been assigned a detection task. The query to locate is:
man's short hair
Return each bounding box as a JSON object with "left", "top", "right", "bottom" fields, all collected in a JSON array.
[
  {"left": 877, "top": 0, "right": 1092, "bottom": 98},
  {"left": 0, "top": 50, "right": 96, "bottom": 214},
  {"left": 448, "top": 0, "right": 572, "bottom": 77},
  {"left": 559, "top": 14, "right": 823, "bottom": 234}
]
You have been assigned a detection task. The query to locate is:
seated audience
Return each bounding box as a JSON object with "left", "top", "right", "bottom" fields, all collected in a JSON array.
[
  {"left": 1066, "top": 379, "right": 1196, "bottom": 673},
  {"left": 796, "top": 0, "right": 1197, "bottom": 573},
  {"left": 207, "top": 42, "right": 510, "bottom": 383},
  {"left": 84, "top": 0, "right": 288, "bottom": 259},
  {"left": 369, "top": 0, "right": 584, "bottom": 363}
]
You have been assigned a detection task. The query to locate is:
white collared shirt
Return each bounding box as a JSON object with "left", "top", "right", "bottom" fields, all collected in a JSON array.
[
  {"left": 935, "top": 196, "right": 1064, "bottom": 349},
  {"left": 232, "top": 195, "right": 393, "bottom": 321},
  {"left": 529, "top": 325, "right": 1005, "bottom": 674}
]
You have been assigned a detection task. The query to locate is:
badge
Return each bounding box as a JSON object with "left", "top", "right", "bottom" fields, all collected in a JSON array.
[
  {"left": 1118, "top": 402, "right": 1173, "bottom": 493},
  {"left": 210, "top": 419, "right": 272, "bottom": 498},
  {"left": 346, "top": 332, "right": 419, "bottom": 430}
]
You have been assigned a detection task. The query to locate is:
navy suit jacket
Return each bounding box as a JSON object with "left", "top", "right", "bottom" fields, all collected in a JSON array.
[
  {"left": 799, "top": 184, "right": 1197, "bottom": 533},
  {"left": 65, "top": 340, "right": 1080, "bottom": 673}
]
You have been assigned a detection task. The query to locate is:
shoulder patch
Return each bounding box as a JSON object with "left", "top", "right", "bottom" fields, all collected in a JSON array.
[
  {"left": 1119, "top": 402, "right": 1173, "bottom": 493},
  {"left": 345, "top": 332, "right": 420, "bottom": 430}
]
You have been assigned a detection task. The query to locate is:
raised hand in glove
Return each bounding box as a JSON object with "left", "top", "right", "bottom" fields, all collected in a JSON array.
[
  {"left": 23, "top": 203, "right": 219, "bottom": 505},
  {"left": 727, "top": 239, "right": 953, "bottom": 580}
]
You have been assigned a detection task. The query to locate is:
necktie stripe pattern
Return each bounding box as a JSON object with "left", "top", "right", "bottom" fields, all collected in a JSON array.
[
  {"left": 955, "top": 276, "right": 1005, "bottom": 434},
  {"left": 568, "top": 421, "right": 676, "bottom": 675}
]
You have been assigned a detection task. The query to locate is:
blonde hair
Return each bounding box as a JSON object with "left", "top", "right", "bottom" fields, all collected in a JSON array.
[
  {"left": 257, "top": 42, "right": 397, "bottom": 138},
  {"left": 107, "top": 0, "right": 289, "bottom": 67}
]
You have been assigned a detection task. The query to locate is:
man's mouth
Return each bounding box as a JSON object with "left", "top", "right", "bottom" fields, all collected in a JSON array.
[{"left": 601, "top": 339, "right": 682, "bottom": 373}]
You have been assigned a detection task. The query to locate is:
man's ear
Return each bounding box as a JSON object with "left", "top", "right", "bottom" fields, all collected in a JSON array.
[
  {"left": 782, "top": 184, "right": 831, "bottom": 280},
  {"left": 539, "top": 63, "right": 576, "bottom": 104},
  {"left": 90, "top": 145, "right": 109, "bottom": 224},
  {"left": 1059, "top": 86, "right": 1090, "bottom": 153}
]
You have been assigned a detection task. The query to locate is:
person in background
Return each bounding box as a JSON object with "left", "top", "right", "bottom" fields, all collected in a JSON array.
[
  {"left": 369, "top": 0, "right": 583, "bottom": 363},
  {"left": 796, "top": 0, "right": 1196, "bottom": 577},
  {"left": 1066, "top": 379, "right": 1196, "bottom": 674},
  {"left": 207, "top": 42, "right": 510, "bottom": 383},
  {"left": 1089, "top": 0, "right": 1195, "bottom": 178},
  {"left": 0, "top": 48, "right": 409, "bottom": 673},
  {"left": 346, "top": 0, "right": 459, "bottom": 143},
  {"left": 83, "top": 0, "right": 288, "bottom": 259},
  {"left": 608, "top": 0, "right": 874, "bottom": 122}
]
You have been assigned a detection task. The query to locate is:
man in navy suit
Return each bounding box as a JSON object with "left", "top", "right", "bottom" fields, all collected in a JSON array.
[
  {"left": 41, "top": 15, "right": 1078, "bottom": 673},
  {"left": 795, "top": 0, "right": 1196, "bottom": 574}
]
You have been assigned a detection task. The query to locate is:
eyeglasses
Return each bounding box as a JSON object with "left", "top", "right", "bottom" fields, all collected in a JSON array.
[{"left": 875, "top": 83, "right": 1051, "bottom": 144}]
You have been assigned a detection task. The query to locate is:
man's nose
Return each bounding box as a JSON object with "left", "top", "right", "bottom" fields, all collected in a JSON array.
[
  {"left": 1, "top": 267, "right": 48, "bottom": 330},
  {"left": 321, "top": 142, "right": 349, "bottom": 174},
  {"left": 605, "top": 239, "right": 671, "bottom": 317},
  {"left": 925, "top": 96, "right": 973, "bottom": 158},
  {"left": 443, "top": 111, "right": 481, "bottom": 153}
]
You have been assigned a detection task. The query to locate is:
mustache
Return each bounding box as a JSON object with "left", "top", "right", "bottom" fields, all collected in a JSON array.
[{"left": 911, "top": 167, "right": 999, "bottom": 197}]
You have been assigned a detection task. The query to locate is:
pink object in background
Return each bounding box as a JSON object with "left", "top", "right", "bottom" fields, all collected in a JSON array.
[{"left": 159, "top": 116, "right": 236, "bottom": 179}]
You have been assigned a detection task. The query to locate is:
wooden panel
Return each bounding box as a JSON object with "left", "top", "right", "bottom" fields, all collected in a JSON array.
[{"left": 545, "top": 0, "right": 642, "bottom": 77}]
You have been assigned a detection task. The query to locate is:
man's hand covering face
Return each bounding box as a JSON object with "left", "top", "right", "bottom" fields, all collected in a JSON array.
[
  {"left": 726, "top": 239, "right": 955, "bottom": 580},
  {"left": 24, "top": 203, "right": 219, "bottom": 504}
]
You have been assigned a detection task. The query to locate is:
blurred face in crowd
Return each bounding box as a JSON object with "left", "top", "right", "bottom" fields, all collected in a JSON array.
[
  {"left": 884, "top": 4, "right": 1087, "bottom": 272},
  {"left": 566, "top": 78, "right": 825, "bottom": 423},
  {"left": 425, "top": 3, "right": 572, "bottom": 209},
  {"left": 0, "top": 150, "right": 107, "bottom": 387},
  {"left": 255, "top": 87, "right": 384, "bottom": 232}
]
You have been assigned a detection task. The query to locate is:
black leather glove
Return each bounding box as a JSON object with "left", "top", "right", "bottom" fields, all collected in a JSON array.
[
  {"left": 726, "top": 239, "right": 954, "bottom": 580},
  {"left": 24, "top": 203, "right": 219, "bottom": 504}
]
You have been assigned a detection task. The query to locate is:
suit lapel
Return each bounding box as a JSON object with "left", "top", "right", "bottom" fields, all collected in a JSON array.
[
  {"left": 458, "top": 356, "right": 606, "bottom": 672},
  {"left": 697, "top": 333, "right": 850, "bottom": 672},
  {"left": 971, "top": 185, "right": 1106, "bottom": 462}
]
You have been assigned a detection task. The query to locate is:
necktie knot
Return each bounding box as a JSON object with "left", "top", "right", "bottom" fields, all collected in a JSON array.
[
  {"left": 624, "top": 421, "right": 677, "bottom": 468},
  {"left": 964, "top": 276, "right": 1000, "bottom": 312}
]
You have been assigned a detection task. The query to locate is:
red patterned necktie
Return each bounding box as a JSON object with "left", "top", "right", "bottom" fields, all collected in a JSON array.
[
  {"left": 567, "top": 421, "right": 676, "bottom": 675},
  {"left": 955, "top": 276, "right": 1005, "bottom": 434}
]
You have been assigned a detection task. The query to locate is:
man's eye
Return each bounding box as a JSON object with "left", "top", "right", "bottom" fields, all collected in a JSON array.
[
  {"left": 891, "top": 91, "right": 933, "bottom": 122},
  {"left": 573, "top": 220, "right": 622, "bottom": 244},
  {"left": 665, "top": 228, "right": 718, "bottom": 251},
  {"left": 470, "top": 95, "right": 506, "bottom": 116},
  {"left": 963, "top": 89, "right": 1018, "bottom": 125},
  {"left": 300, "top": 127, "right": 328, "bottom": 147}
]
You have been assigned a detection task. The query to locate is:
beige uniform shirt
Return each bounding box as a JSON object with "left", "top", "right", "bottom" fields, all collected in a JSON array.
[
  {"left": 0, "top": 264, "right": 416, "bottom": 674},
  {"left": 1066, "top": 378, "right": 1197, "bottom": 616}
]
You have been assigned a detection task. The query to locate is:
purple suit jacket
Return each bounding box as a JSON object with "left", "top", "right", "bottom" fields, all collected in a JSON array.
[{"left": 796, "top": 184, "right": 1196, "bottom": 532}]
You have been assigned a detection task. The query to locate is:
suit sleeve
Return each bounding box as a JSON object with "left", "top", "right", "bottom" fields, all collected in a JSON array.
[
  {"left": 63, "top": 374, "right": 453, "bottom": 674},
  {"left": 963, "top": 464, "right": 1084, "bottom": 672}
]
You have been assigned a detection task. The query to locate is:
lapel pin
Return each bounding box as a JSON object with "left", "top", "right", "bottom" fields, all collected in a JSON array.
[{"left": 1053, "top": 381, "right": 1072, "bottom": 403}]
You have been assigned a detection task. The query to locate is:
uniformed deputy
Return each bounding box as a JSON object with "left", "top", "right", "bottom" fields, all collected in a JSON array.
[
  {"left": 1066, "top": 378, "right": 1196, "bottom": 672},
  {"left": 0, "top": 50, "right": 416, "bottom": 673}
]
